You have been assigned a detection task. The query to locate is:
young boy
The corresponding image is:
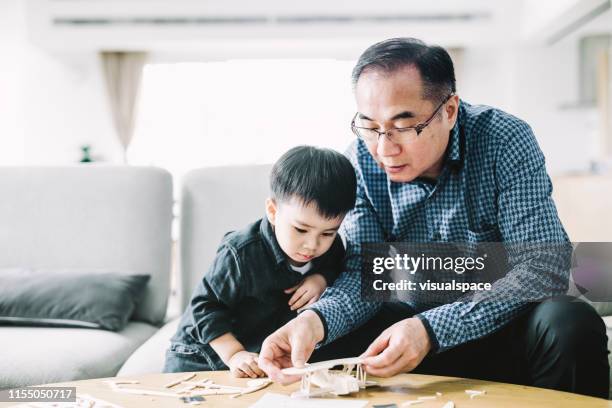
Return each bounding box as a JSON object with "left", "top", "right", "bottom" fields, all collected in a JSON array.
[{"left": 164, "top": 145, "right": 357, "bottom": 378}]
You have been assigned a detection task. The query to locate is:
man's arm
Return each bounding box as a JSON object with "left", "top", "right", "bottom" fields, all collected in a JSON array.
[
  {"left": 416, "top": 120, "right": 571, "bottom": 352},
  {"left": 362, "top": 120, "right": 571, "bottom": 376}
]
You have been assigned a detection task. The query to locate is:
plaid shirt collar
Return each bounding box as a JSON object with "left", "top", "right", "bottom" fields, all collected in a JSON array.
[
  {"left": 403, "top": 100, "right": 465, "bottom": 186},
  {"left": 444, "top": 100, "right": 465, "bottom": 175}
]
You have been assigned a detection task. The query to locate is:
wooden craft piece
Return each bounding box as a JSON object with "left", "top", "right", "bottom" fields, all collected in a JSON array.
[
  {"left": 465, "top": 389, "right": 486, "bottom": 399},
  {"left": 105, "top": 374, "right": 273, "bottom": 401},
  {"left": 165, "top": 373, "right": 196, "bottom": 388},
  {"left": 281, "top": 357, "right": 377, "bottom": 398}
]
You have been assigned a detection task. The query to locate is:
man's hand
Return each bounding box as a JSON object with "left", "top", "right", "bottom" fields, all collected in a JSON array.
[
  {"left": 258, "top": 310, "right": 324, "bottom": 384},
  {"left": 360, "top": 317, "right": 431, "bottom": 377},
  {"left": 228, "top": 351, "right": 265, "bottom": 378},
  {"left": 284, "top": 274, "right": 327, "bottom": 311}
]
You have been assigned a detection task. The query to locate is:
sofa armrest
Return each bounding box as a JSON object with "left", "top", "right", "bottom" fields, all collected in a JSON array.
[{"left": 116, "top": 317, "right": 180, "bottom": 376}]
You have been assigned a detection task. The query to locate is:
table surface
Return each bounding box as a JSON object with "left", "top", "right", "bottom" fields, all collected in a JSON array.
[{"left": 2, "top": 371, "right": 611, "bottom": 408}]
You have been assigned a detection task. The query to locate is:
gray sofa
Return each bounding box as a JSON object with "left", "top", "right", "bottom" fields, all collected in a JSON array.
[{"left": 0, "top": 166, "right": 173, "bottom": 388}]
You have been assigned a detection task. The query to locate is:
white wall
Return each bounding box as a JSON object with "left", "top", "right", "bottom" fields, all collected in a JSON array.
[
  {"left": 512, "top": 40, "right": 596, "bottom": 175},
  {"left": 457, "top": 4, "right": 612, "bottom": 175},
  {"left": 22, "top": 50, "right": 121, "bottom": 164},
  {"left": 2, "top": 0, "right": 611, "bottom": 175},
  {"left": 0, "top": 0, "right": 122, "bottom": 165},
  {"left": 514, "top": 5, "right": 611, "bottom": 175},
  {"left": 434, "top": 41, "right": 590, "bottom": 175},
  {"left": 0, "top": 0, "right": 26, "bottom": 165},
  {"left": 458, "top": 47, "right": 518, "bottom": 113},
  {"left": 521, "top": 0, "right": 583, "bottom": 38}
]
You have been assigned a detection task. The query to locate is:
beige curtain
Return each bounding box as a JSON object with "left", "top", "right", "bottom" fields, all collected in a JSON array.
[{"left": 100, "top": 51, "right": 147, "bottom": 164}]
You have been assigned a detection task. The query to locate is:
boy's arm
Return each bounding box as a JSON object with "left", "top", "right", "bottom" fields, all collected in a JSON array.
[
  {"left": 190, "top": 245, "right": 244, "bottom": 345},
  {"left": 209, "top": 332, "right": 245, "bottom": 363},
  {"left": 210, "top": 333, "right": 265, "bottom": 378},
  {"left": 188, "top": 242, "right": 263, "bottom": 378}
]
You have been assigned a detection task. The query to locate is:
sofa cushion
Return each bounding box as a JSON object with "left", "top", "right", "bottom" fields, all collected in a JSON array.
[
  {"left": 0, "top": 269, "right": 150, "bottom": 331},
  {"left": 0, "top": 166, "right": 173, "bottom": 326},
  {"left": 117, "top": 317, "right": 180, "bottom": 376},
  {"left": 180, "top": 165, "right": 272, "bottom": 309},
  {"left": 0, "top": 322, "right": 158, "bottom": 389}
]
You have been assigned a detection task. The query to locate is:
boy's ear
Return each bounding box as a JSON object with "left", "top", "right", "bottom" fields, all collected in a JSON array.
[{"left": 265, "top": 198, "right": 277, "bottom": 226}]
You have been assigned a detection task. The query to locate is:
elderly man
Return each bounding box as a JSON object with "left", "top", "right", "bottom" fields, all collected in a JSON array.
[{"left": 259, "top": 38, "right": 609, "bottom": 398}]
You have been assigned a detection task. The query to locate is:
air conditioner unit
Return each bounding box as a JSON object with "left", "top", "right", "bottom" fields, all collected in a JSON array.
[{"left": 26, "top": 0, "right": 500, "bottom": 52}]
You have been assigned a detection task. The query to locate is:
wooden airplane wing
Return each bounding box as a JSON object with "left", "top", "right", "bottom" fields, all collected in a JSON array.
[{"left": 281, "top": 357, "right": 364, "bottom": 376}]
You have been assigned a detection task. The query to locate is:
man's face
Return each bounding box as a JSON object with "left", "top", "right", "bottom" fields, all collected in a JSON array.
[
  {"left": 354, "top": 65, "right": 459, "bottom": 182},
  {"left": 266, "top": 198, "right": 343, "bottom": 266}
]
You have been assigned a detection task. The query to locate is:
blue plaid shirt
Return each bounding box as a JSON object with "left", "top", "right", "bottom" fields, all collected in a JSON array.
[{"left": 310, "top": 100, "right": 570, "bottom": 353}]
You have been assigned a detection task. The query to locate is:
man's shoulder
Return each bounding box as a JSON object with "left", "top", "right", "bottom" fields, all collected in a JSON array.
[
  {"left": 344, "top": 139, "right": 360, "bottom": 164},
  {"left": 461, "top": 101, "right": 534, "bottom": 145},
  {"left": 461, "top": 101, "right": 545, "bottom": 183}
]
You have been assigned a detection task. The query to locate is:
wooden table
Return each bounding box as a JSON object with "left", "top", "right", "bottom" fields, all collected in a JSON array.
[{"left": 1, "top": 371, "right": 610, "bottom": 408}]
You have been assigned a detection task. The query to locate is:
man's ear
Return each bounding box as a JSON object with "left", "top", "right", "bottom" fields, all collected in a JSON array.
[
  {"left": 445, "top": 94, "right": 460, "bottom": 126},
  {"left": 265, "top": 198, "right": 277, "bottom": 226}
]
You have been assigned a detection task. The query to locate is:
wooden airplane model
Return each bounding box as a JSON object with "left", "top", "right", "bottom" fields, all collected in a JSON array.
[{"left": 281, "top": 357, "right": 377, "bottom": 398}]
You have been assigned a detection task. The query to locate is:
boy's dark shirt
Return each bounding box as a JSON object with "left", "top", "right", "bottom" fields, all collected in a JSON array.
[{"left": 170, "top": 216, "right": 345, "bottom": 369}]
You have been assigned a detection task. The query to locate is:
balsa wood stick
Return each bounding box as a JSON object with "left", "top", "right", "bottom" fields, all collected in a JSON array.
[
  {"left": 164, "top": 373, "right": 196, "bottom": 388},
  {"left": 111, "top": 387, "right": 182, "bottom": 398},
  {"left": 181, "top": 381, "right": 243, "bottom": 391},
  {"left": 189, "top": 388, "right": 241, "bottom": 396},
  {"left": 231, "top": 379, "right": 273, "bottom": 398}
]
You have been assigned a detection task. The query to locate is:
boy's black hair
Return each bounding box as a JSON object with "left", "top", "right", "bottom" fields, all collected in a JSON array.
[{"left": 270, "top": 145, "right": 357, "bottom": 219}]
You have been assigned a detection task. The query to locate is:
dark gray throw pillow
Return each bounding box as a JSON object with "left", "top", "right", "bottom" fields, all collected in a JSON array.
[{"left": 0, "top": 269, "right": 150, "bottom": 331}]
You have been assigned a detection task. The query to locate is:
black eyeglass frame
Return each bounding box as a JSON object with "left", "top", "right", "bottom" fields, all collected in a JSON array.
[{"left": 350, "top": 93, "right": 455, "bottom": 142}]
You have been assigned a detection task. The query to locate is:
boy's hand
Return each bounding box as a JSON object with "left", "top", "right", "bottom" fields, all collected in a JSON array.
[
  {"left": 228, "top": 351, "right": 265, "bottom": 378},
  {"left": 284, "top": 273, "right": 327, "bottom": 311}
]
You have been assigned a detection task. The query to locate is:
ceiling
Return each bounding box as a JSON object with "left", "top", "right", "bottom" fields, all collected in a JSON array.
[{"left": 25, "top": 0, "right": 611, "bottom": 58}]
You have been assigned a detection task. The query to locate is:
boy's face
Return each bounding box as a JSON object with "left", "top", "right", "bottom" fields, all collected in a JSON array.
[{"left": 265, "top": 197, "right": 344, "bottom": 266}]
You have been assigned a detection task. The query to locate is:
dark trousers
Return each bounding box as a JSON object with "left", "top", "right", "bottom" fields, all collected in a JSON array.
[{"left": 311, "top": 297, "right": 610, "bottom": 399}]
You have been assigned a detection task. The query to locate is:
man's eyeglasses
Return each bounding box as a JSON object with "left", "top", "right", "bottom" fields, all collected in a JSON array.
[{"left": 350, "top": 93, "right": 454, "bottom": 144}]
